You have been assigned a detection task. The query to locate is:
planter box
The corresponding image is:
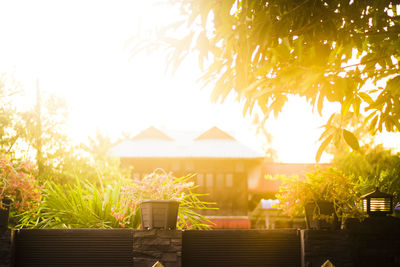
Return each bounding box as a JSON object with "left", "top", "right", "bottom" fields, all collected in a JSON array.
[
  {"left": 140, "top": 200, "right": 180, "bottom": 230},
  {"left": 305, "top": 200, "right": 338, "bottom": 230},
  {"left": 0, "top": 198, "right": 11, "bottom": 229}
]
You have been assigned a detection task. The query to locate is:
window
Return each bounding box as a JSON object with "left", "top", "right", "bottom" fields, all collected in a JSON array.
[
  {"left": 171, "top": 161, "right": 181, "bottom": 171},
  {"left": 206, "top": 174, "right": 214, "bottom": 187},
  {"left": 196, "top": 174, "right": 204, "bottom": 187},
  {"left": 235, "top": 162, "right": 245, "bottom": 172},
  {"left": 185, "top": 161, "right": 194, "bottom": 171},
  {"left": 226, "top": 174, "right": 233, "bottom": 187},
  {"left": 216, "top": 174, "right": 224, "bottom": 187}
]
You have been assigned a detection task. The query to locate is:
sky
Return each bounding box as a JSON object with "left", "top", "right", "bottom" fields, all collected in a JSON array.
[{"left": 0, "top": 0, "right": 398, "bottom": 163}]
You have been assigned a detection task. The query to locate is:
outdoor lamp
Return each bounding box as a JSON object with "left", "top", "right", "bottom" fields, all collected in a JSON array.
[{"left": 361, "top": 187, "right": 393, "bottom": 216}]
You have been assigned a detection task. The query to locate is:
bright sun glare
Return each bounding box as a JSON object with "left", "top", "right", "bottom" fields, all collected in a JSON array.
[{"left": 0, "top": 0, "right": 398, "bottom": 163}]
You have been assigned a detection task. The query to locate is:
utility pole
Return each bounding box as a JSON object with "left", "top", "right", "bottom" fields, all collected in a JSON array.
[{"left": 35, "top": 79, "right": 43, "bottom": 177}]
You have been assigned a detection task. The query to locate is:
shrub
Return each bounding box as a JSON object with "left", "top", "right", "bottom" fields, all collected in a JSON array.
[
  {"left": 276, "top": 167, "right": 364, "bottom": 224},
  {"left": 16, "top": 178, "right": 139, "bottom": 229},
  {"left": 0, "top": 154, "right": 42, "bottom": 213},
  {"left": 111, "top": 169, "right": 215, "bottom": 229},
  {"left": 18, "top": 169, "right": 214, "bottom": 229}
]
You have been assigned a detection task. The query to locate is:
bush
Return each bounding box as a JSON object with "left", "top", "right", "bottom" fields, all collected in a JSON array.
[
  {"left": 17, "top": 170, "right": 214, "bottom": 230},
  {"left": 0, "top": 155, "right": 42, "bottom": 214},
  {"left": 276, "top": 167, "right": 364, "bottom": 224},
  {"left": 16, "top": 178, "right": 136, "bottom": 229},
  {"left": 110, "top": 169, "right": 215, "bottom": 229}
]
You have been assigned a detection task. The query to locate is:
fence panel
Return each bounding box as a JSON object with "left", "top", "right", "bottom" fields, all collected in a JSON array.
[
  {"left": 14, "top": 229, "right": 133, "bottom": 267},
  {"left": 182, "top": 229, "right": 301, "bottom": 267}
]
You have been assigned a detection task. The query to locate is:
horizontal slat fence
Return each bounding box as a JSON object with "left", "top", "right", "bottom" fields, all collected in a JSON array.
[
  {"left": 182, "top": 229, "right": 301, "bottom": 267},
  {"left": 13, "top": 229, "right": 302, "bottom": 266},
  {"left": 14, "top": 229, "right": 133, "bottom": 267}
]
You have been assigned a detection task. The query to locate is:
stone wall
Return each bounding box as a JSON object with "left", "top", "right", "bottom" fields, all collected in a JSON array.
[{"left": 133, "top": 229, "right": 182, "bottom": 267}]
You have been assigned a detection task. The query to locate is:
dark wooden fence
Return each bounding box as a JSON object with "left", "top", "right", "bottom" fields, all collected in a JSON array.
[
  {"left": 182, "top": 229, "right": 301, "bottom": 267},
  {"left": 14, "top": 229, "right": 133, "bottom": 267},
  {"left": 6, "top": 223, "right": 400, "bottom": 267},
  {"left": 12, "top": 229, "right": 302, "bottom": 267}
]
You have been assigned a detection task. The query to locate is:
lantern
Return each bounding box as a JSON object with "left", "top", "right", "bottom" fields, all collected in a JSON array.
[{"left": 361, "top": 188, "right": 393, "bottom": 216}]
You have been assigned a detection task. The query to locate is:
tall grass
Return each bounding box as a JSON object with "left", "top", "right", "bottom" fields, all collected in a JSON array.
[
  {"left": 16, "top": 171, "right": 215, "bottom": 229},
  {"left": 16, "top": 178, "right": 140, "bottom": 229}
]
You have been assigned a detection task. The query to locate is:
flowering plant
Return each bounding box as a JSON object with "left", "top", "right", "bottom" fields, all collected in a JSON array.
[
  {"left": 122, "top": 168, "right": 195, "bottom": 201},
  {"left": 0, "top": 154, "right": 42, "bottom": 212},
  {"left": 111, "top": 169, "right": 214, "bottom": 229}
]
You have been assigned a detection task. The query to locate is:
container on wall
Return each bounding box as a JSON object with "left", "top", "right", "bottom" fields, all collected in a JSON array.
[{"left": 140, "top": 200, "right": 180, "bottom": 230}]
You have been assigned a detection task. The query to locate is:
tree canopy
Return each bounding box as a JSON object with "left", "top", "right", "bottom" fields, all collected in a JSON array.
[{"left": 165, "top": 0, "right": 400, "bottom": 161}]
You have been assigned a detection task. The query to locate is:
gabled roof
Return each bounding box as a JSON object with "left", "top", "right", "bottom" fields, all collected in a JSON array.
[
  {"left": 132, "top": 126, "right": 173, "bottom": 141},
  {"left": 109, "top": 126, "right": 264, "bottom": 159},
  {"left": 194, "top": 126, "right": 235, "bottom": 140}
]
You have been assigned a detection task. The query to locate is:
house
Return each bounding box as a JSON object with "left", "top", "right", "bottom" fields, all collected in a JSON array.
[{"left": 110, "top": 126, "right": 265, "bottom": 228}]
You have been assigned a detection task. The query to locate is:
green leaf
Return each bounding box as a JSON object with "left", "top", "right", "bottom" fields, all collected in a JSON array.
[
  {"left": 358, "top": 93, "right": 373, "bottom": 105},
  {"left": 316, "top": 135, "right": 333, "bottom": 163},
  {"left": 369, "top": 114, "right": 379, "bottom": 133},
  {"left": 353, "top": 97, "right": 361, "bottom": 116},
  {"left": 393, "top": 118, "right": 400, "bottom": 132},
  {"left": 342, "top": 129, "right": 360, "bottom": 151},
  {"left": 341, "top": 98, "right": 352, "bottom": 117},
  {"left": 317, "top": 92, "right": 324, "bottom": 116},
  {"left": 386, "top": 76, "right": 400, "bottom": 96}
]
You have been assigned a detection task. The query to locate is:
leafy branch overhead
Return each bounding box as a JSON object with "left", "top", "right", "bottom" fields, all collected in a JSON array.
[{"left": 162, "top": 0, "right": 400, "bottom": 160}]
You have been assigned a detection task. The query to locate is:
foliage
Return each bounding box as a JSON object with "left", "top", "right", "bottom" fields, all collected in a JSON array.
[
  {"left": 0, "top": 78, "right": 78, "bottom": 184},
  {"left": 0, "top": 73, "right": 23, "bottom": 155},
  {"left": 17, "top": 170, "right": 214, "bottom": 230},
  {"left": 251, "top": 113, "right": 277, "bottom": 162},
  {"left": 317, "top": 112, "right": 377, "bottom": 161},
  {"left": 111, "top": 169, "right": 215, "bottom": 229},
  {"left": 334, "top": 144, "right": 400, "bottom": 204},
  {"left": 0, "top": 76, "right": 143, "bottom": 228},
  {"left": 16, "top": 178, "right": 140, "bottom": 229},
  {"left": 0, "top": 154, "right": 42, "bottom": 213},
  {"left": 79, "top": 129, "right": 125, "bottom": 184},
  {"left": 275, "top": 167, "right": 363, "bottom": 222},
  {"left": 277, "top": 145, "right": 400, "bottom": 222},
  {"left": 81, "top": 129, "right": 115, "bottom": 165},
  {"left": 19, "top": 92, "right": 70, "bottom": 180},
  {"left": 16, "top": 90, "right": 123, "bottom": 185},
  {"left": 155, "top": 0, "right": 400, "bottom": 158}
]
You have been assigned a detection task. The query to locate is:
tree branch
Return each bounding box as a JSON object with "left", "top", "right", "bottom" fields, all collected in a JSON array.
[{"left": 341, "top": 54, "right": 392, "bottom": 70}]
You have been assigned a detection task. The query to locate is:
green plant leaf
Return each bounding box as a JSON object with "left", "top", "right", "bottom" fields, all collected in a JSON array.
[
  {"left": 342, "top": 129, "right": 360, "bottom": 151},
  {"left": 316, "top": 135, "right": 333, "bottom": 163}
]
